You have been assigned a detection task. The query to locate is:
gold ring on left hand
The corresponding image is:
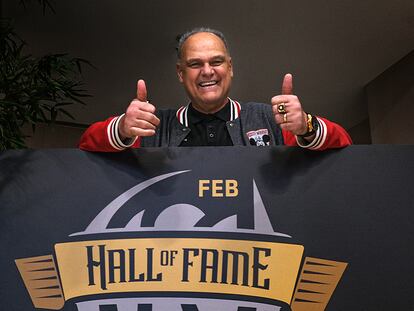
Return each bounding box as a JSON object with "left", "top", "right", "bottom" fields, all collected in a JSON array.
[
  {"left": 277, "top": 103, "right": 287, "bottom": 114},
  {"left": 283, "top": 113, "right": 288, "bottom": 123}
]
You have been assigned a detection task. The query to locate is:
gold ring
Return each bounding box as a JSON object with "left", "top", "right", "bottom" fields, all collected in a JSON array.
[
  {"left": 277, "top": 103, "right": 286, "bottom": 114},
  {"left": 283, "top": 113, "right": 288, "bottom": 123}
]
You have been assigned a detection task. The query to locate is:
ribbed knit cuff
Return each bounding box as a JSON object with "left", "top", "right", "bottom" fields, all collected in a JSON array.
[
  {"left": 296, "top": 117, "right": 327, "bottom": 150},
  {"left": 107, "top": 114, "right": 138, "bottom": 150}
]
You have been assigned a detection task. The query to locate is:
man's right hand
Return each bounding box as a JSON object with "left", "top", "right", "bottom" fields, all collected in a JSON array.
[{"left": 118, "top": 79, "right": 160, "bottom": 140}]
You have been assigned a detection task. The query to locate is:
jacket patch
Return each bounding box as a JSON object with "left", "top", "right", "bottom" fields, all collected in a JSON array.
[{"left": 247, "top": 129, "right": 271, "bottom": 146}]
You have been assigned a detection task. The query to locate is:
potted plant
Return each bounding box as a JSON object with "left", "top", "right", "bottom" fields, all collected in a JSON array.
[{"left": 0, "top": 0, "right": 92, "bottom": 150}]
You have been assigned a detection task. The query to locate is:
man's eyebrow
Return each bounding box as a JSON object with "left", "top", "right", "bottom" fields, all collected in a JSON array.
[
  {"left": 211, "top": 55, "right": 226, "bottom": 61},
  {"left": 186, "top": 55, "right": 226, "bottom": 63},
  {"left": 186, "top": 58, "right": 202, "bottom": 63}
]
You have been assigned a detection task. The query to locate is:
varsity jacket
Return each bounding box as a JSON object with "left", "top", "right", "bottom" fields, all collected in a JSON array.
[{"left": 79, "top": 100, "right": 352, "bottom": 152}]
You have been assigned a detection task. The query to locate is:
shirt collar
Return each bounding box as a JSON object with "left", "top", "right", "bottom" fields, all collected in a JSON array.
[
  {"left": 188, "top": 100, "right": 230, "bottom": 124},
  {"left": 176, "top": 98, "right": 241, "bottom": 127}
]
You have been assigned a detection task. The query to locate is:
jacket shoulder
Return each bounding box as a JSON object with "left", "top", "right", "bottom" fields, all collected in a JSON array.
[{"left": 240, "top": 101, "right": 270, "bottom": 109}]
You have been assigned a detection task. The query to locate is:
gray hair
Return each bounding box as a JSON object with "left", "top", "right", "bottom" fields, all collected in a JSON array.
[{"left": 176, "top": 27, "right": 230, "bottom": 60}]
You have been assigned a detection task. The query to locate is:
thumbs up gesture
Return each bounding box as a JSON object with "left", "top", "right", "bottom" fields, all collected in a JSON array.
[
  {"left": 271, "top": 74, "right": 308, "bottom": 136},
  {"left": 119, "top": 79, "right": 160, "bottom": 139}
]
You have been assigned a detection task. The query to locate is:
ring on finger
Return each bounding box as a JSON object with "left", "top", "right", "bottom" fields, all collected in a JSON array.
[
  {"left": 283, "top": 113, "right": 288, "bottom": 123},
  {"left": 277, "top": 103, "right": 287, "bottom": 114}
]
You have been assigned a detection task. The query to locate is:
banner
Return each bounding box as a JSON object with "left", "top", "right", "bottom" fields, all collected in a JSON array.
[{"left": 1, "top": 146, "right": 413, "bottom": 310}]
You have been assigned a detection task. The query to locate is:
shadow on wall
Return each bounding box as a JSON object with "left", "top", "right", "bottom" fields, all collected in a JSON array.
[{"left": 347, "top": 118, "right": 372, "bottom": 144}]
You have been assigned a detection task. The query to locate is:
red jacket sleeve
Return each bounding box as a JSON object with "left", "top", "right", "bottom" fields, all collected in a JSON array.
[
  {"left": 282, "top": 116, "right": 352, "bottom": 150},
  {"left": 78, "top": 116, "right": 141, "bottom": 152}
]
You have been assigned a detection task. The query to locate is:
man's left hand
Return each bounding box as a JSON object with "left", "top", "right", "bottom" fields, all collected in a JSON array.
[{"left": 271, "top": 73, "right": 309, "bottom": 136}]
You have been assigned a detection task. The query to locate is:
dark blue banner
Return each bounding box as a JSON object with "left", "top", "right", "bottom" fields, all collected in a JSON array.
[{"left": 1, "top": 146, "right": 413, "bottom": 310}]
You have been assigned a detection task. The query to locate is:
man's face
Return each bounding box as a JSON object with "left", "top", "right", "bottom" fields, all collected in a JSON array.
[{"left": 177, "top": 32, "right": 233, "bottom": 113}]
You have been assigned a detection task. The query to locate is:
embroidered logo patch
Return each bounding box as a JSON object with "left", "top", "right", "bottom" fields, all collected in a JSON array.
[{"left": 247, "top": 129, "right": 271, "bottom": 146}]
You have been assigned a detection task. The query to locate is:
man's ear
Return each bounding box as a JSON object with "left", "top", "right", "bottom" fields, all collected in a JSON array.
[
  {"left": 176, "top": 62, "right": 184, "bottom": 83},
  {"left": 229, "top": 57, "right": 233, "bottom": 78}
]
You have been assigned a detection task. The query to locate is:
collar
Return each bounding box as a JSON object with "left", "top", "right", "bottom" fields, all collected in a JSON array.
[
  {"left": 187, "top": 101, "right": 230, "bottom": 124},
  {"left": 176, "top": 98, "right": 241, "bottom": 127}
]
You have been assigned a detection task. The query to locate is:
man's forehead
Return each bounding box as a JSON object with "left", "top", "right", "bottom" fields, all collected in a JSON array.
[{"left": 181, "top": 32, "right": 229, "bottom": 58}]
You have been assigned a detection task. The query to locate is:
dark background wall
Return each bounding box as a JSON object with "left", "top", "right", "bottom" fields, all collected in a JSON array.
[
  {"left": 3, "top": 0, "right": 414, "bottom": 147},
  {"left": 366, "top": 51, "right": 414, "bottom": 144}
]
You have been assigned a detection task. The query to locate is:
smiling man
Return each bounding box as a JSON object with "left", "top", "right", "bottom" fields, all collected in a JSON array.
[
  {"left": 177, "top": 31, "right": 233, "bottom": 114},
  {"left": 79, "top": 27, "right": 351, "bottom": 151}
]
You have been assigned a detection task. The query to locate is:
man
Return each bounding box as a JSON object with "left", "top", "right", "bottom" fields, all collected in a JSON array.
[{"left": 79, "top": 28, "right": 351, "bottom": 151}]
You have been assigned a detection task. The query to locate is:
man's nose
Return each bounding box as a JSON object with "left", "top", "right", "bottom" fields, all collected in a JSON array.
[{"left": 201, "top": 63, "right": 214, "bottom": 75}]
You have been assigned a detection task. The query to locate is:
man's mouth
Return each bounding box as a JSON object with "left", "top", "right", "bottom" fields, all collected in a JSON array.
[{"left": 198, "top": 80, "right": 218, "bottom": 87}]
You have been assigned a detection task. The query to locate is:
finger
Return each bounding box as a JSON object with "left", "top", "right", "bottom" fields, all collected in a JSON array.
[
  {"left": 281, "top": 73, "right": 293, "bottom": 95},
  {"left": 131, "top": 100, "right": 156, "bottom": 114},
  {"left": 134, "top": 110, "right": 160, "bottom": 127},
  {"left": 279, "top": 120, "right": 298, "bottom": 133},
  {"left": 274, "top": 113, "right": 284, "bottom": 125},
  {"left": 130, "top": 119, "right": 157, "bottom": 131},
  {"left": 271, "top": 95, "right": 291, "bottom": 106},
  {"left": 131, "top": 127, "right": 156, "bottom": 137},
  {"left": 272, "top": 104, "right": 287, "bottom": 116},
  {"left": 136, "top": 79, "right": 148, "bottom": 102},
  {"left": 274, "top": 112, "right": 292, "bottom": 125}
]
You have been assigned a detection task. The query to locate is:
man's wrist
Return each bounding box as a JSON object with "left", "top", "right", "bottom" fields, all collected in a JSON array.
[
  {"left": 107, "top": 114, "right": 138, "bottom": 150},
  {"left": 298, "top": 113, "right": 318, "bottom": 138},
  {"left": 117, "top": 115, "right": 138, "bottom": 147},
  {"left": 117, "top": 114, "right": 131, "bottom": 141},
  {"left": 295, "top": 116, "right": 328, "bottom": 150}
]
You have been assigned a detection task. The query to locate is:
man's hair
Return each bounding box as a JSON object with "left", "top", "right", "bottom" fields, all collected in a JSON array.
[{"left": 176, "top": 27, "right": 230, "bottom": 60}]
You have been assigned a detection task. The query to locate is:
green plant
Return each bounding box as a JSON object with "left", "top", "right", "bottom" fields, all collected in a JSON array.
[
  {"left": 18, "top": 0, "right": 56, "bottom": 14},
  {"left": 0, "top": 1, "right": 92, "bottom": 150}
]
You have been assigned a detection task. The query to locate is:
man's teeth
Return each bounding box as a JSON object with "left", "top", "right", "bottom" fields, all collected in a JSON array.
[{"left": 199, "top": 81, "right": 217, "bottom": 87}]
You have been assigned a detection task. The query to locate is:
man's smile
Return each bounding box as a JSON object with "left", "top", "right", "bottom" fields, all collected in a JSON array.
[{"left": 198, "top": 80, "right": 219, "bottom": 88}]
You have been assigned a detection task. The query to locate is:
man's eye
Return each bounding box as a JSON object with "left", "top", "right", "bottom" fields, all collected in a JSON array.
[
  {"left": 188, "top": 63, "right": 201, "bottom": 68},
  {"left": 211, "top": 60, "right": 224, "bottom": 66}
]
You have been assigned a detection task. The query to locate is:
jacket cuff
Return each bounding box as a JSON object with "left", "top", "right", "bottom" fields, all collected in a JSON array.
[
  {"left": 295, "top": 117, "right": 327, "bottom": 150},
  {"left": 107, "top": 114, "right": 138, "bottom": 150}
]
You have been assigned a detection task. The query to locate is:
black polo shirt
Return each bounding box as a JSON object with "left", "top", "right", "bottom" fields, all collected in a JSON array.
[{"left": 179, "top": 102, "right": 233, "bottom": 146}]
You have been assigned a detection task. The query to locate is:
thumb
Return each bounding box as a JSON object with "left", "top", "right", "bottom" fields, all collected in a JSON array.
[
  {"left": 136, "top": 79, "right": 147, "bottom": 102},
  {"left": 281, "top": 73, "right": 293, "bottom": 95}
]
